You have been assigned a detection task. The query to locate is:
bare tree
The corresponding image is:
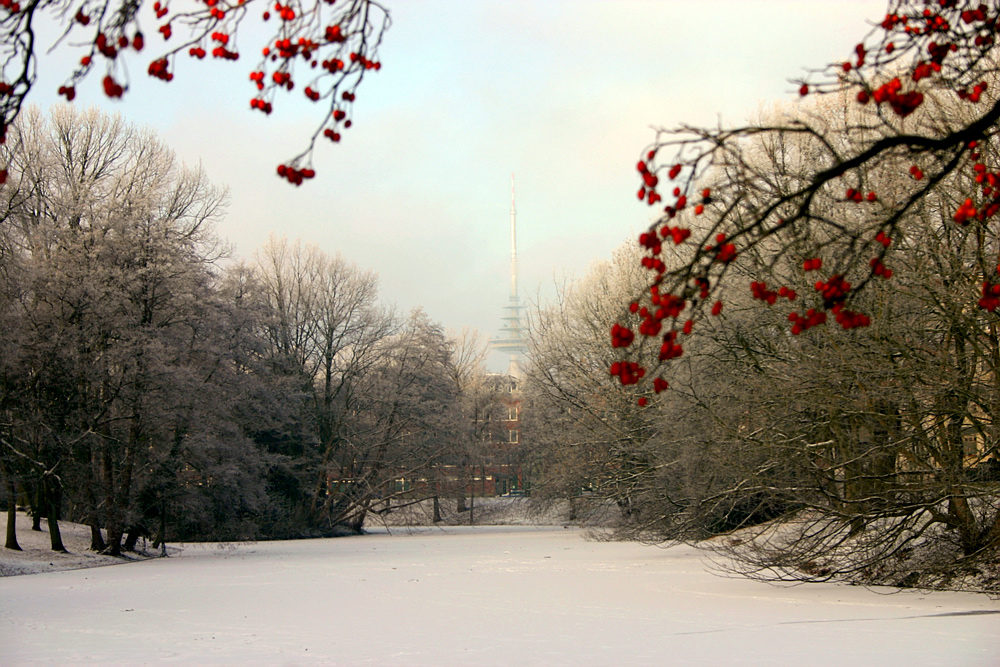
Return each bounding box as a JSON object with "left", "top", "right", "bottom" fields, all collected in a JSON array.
[
  {"left": 524, "top": 245, "right": 667, "bottom": 522},
  {"left": 327, "top": 308, "right": 462, "bottom": 530}
]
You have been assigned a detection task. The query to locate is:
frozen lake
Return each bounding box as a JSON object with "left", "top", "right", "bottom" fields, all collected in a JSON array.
[{"left": 2, "top": 526, "right": 998, "bottom": 665}]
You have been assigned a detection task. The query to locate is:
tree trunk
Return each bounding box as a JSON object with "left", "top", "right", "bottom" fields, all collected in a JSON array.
[
  {"left": 31, "top": 480, "right": 42, "bottom": 531},
  {"left": 123, "top": 525, "right": 148, "bottom": 552},
  {"left": 44, "top": 476, "right": 67, "bottom": 553},
  {"left": 2, "top": 461, "right": 21, "bottom": 550},
  {"left": 102, "top": 416, "right": 140, "bottom": 557},
  {"left": 152, "top": 497, "right": 166, "bottom": 550},
  {"left": 5, "top": 502, "right": 20, "bottom": 550},
  {"left": 102, "top": 526, "right": 124, "bottom": 556},
  {"left": 86, "top": 452, "right": 106, "bottom": 552},
  {"left": 433, "top": 495, "right": 441, "bottom": 523},
  {"left": 47, "top": 514, "right": 67, "bottom": 552},
  {"left": 89, "top": 523, "right": 106, "bottom": 552}
]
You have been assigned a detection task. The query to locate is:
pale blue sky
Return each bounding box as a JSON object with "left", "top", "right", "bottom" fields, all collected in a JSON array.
[{"left": 28, "top": 0, "right": 886, "bottom": 370}]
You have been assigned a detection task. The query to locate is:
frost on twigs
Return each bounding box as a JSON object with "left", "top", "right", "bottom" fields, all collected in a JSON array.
[
  {"left": 0, "top": 0, "right": 390, "bottom": 185},
  {"left": 612, "top": 0, "right": 1000, "bottom": 404}
]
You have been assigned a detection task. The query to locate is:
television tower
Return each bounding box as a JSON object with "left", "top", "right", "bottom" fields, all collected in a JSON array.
[{"left": 491, "top": 174, "right": 528, "bottom": 376}]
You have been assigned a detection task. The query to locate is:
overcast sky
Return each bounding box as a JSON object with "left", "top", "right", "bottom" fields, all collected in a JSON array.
[{"left": 29, "top": 0, "right": 886, "bottom": 370}]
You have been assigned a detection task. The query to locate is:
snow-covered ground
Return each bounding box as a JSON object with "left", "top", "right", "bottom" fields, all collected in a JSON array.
[
  {"left": 0, "top": 511, "right": 166, "bottom": 576},
  {"left": 2, "top": 525, "right": 998, "bottom": 665}
]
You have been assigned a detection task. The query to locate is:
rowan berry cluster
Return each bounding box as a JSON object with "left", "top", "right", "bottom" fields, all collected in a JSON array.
[
  {"left": 845, "top": 188, "right": 877, "bottom": 203},
  {"left": 707, "top": 234, "right": 737, "bottom": 264},
  {"left": 750, "top": 281, "right": 797, "bottom": 304},
  {"left": 276, "top": 164, "right": 315, "bottom": 186},
  {"left": 610, "top": 323, "right": 635, "bottom": 349},
  {"left": 980, "top": 282, "right": 1000, "bottom": 312},
  {"left": 870, "top": 258, "right": 893, "bottom": 279},
  {"left": 148, "top": 59, "right": 172, "bottom": 81},
  {"left": 788, "top": 309, "right": 827, "bottom": 335},
  {"left": 832, "top": 304, "right": 871, "bottom": 330},
  {"left": 814, "top": 275, "right": 852, "bottom": 309},
  {"left": 102, "top": 76, "right": 124, "bottom": 98},
  {"left": 609, "top": 360, "right": 644, "bottom": 386},
  {"left": 658, "top": 331, "right": 683, "bottom": 362}
]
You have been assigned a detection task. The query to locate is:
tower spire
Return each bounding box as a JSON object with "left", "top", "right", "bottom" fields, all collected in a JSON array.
[
  {"left": 491, "top": 173, "right": 528, "bottom": 375},
  {"left": 510, "top": 173, "right": 518, "bottom": 301}
]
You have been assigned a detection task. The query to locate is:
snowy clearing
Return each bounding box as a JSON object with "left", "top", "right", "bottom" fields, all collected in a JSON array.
[
  {"left": 2, "top": 525, "right": 998, "bottom": 665},
  {"left": 0, "top": 512, "right": 167, "bottom": 577}
]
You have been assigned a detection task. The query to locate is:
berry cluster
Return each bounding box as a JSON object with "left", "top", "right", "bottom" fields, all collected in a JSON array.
[
  {"left": 870, "top": 258, "right": 893, "bottom": 279},
  {"left": 610, "top": 323, "right": 634, "bottom": 349},
  {"left": 102, "top": 76, "right": 123, "bottom": 98},
  {"left": 814, "top": 274, "right": 851, "bottom": 309},
  {"left": 832, "top": 305, "right": 871, "bottom": 330},
  {"left": 750, "top": 281, "right": 797, "bottom": 304},
  {"left": 276, "top": 164, "right": 315, "bottom": 186},
  {"left": 609, "top": 361, "right": 644, "bottom": 386},
  {"left": 844, "top": 188, "right": 877, "bottom": 202},
  {"left": 788, "top": 309, "right": 828, "bottom": 335},
  {"left": 148, "top": 59, "right": 173, "bottom": 81},
  {"left": 30, "top": 0, "right": 391, "bottom": 187},
  {"left": 979, "top": 282, "right": 1000, "bottom": 312}
]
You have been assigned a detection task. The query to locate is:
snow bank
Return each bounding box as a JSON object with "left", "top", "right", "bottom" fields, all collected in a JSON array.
[
  {"left": 364, "top": 495, "right": 619, "bottom": 528},
  {"left": 0, "top": 511, "right": 165, "bottom": 577},
  {"left": 2, "top": 525, "right": 997, "bottom": 665}
]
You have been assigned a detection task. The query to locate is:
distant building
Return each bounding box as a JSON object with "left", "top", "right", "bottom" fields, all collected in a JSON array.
[
  {"left": 477, "top": 371, "right": 525, "bottom": 495},
  {"left": 481, "top": 174, "right": 528, "bottom": 494}
]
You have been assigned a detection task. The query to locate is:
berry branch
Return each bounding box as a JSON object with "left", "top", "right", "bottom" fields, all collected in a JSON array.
[
  {"left": 613, "top": 0, "right": 1000, "bottom": 404},
  {"left": 0, "top": 0, "right": 389, "bottom": 185}
]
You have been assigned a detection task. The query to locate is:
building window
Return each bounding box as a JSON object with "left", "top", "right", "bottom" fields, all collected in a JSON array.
[
  {"left": 508, "top": 429, "right": 519, "bottom": 444},
  {"left": 507, "top": 406, "right": 518, "bottom": 421},
  {"left": 963, "top": 433, "right": 980, "bottom": 458}
]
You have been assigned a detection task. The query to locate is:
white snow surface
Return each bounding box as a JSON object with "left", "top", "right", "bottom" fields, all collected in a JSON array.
[{"left": 2, "top": 525, "right": 998, "bottom": 666}]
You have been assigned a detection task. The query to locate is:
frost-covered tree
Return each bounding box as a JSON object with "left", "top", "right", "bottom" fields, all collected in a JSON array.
[
  {"left": 335, "top": 309, "right": 462, "bottom": 529},
  {"left": 606, "top": 89, "right": 1000, "bottom": 590},
  {"left": 0, "top": 105, "right": 262, "bottom": 553},
  {"left": 251, "top": 235, "right": 395, "bottom": 533}
]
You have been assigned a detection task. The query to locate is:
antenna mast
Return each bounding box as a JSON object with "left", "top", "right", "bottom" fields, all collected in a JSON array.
[
  {"left": 510, "top": 174, "right": 518, "bottom": 301},
  {"left": 491, "top": 173, "right": 528, "bottom": 373}
]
